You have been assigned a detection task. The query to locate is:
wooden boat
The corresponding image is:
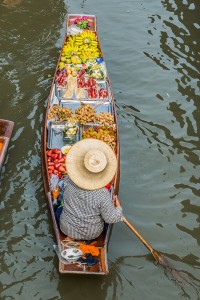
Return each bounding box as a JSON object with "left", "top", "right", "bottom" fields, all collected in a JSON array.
[
  {"left": 42, "top": 14, "right": 120, "bottom": 275},
  {"left": 0, "top": 119, "right": 14, "bottom": 171}
]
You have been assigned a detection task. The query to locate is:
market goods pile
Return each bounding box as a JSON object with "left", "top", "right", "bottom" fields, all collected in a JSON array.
[
  {"left": 56, "top": 23, "right": 108, "bottom": 101},
  {"left": 46, "top": 148, "right": 67, "bottom": 178},
  {"left": 48, "top": 103, "right": 114, "bottom": 126},
  {"left": 74, "top": 16, "right": 89, "bottom": 30},
  {"left": 47, "top": 103, "right": 116, "bottom": 150},
  {"left": 75, "top": 104, "right": 98, "bottom": 124},
  {"left": 56, "top": 63, "right": 108, "bottom": 100},
  {"left": 82, "top": 126, "right": 116, "bottom": 151},
  {"left": 48, "top": 105, "right": 74, "bottom": 122},
  {"left": 46, "top": 17, "right": 117, "bottom": 178},
  {"left": 59, "top": 30, "right": 100, "bottom": 67}
]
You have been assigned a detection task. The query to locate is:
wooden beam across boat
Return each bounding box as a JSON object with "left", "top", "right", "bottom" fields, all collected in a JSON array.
[
  {"left": 0, "top": 119, "right": 14, "bottom": 171},
  {"left": 41, "top": 14, "right": 120, "bottom": 275}
]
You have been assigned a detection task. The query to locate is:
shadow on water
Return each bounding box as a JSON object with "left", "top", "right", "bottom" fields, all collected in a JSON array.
[
  {"left": 159, "top": 253, "right": 200, "bottom": 299},
  {"left": 111, "top": 254, "right": 200, "bottom": 299},
  {"left": 177, "top": 199, "right": 200, "bottom": 246}
]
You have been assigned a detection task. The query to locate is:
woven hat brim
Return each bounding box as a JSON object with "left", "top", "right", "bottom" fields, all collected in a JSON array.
[{"left": 66, "top": 139, "right": 117, "bottom": 190}]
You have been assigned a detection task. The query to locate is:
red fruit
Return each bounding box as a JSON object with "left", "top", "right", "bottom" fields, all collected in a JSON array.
[
  {"left": 46, "top": 150, "right": 53, "bottom": 157},
  {"left": 48, "top": 166, "right": 54, "bottom": 170},
  {"left": 103, "top": 89, "right": 108, "bottom": 98},
  {"left": 52, "top": 148, "right": 61, "bottom": 154},
  {"left": 58, "top": 157, "right": 65, "bottom": 163},
  {"left": 51, "top": 154, "right": 58, "bottom": 159},
  {"left": 54, "top": 163, "right": 61, "bottom": 169},
  {"left": 58, "top": 166, "right": 66, "bottom": 173}
]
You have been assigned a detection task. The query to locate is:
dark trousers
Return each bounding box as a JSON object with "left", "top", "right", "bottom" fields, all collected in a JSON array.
[{"left": 55, "top": 205, "right": 63, "bottom": 225}]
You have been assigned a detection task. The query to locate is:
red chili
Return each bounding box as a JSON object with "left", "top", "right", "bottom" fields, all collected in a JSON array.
[
  {"left": 53, "top": 169, "right": 59, "bottom": 175},
  {"left": 48, "top": 162, "right": 54, "bottom": 166},
  {"left": 51, "top": 154, "right": 58, "bottom": 159},
  {"left": 57, "top": 173, "right": 63, "bottom": 179}
]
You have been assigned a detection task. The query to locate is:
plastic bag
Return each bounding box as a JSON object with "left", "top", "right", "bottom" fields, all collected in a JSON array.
[
  {"left": 50, "top": 174, "right": 59, "bottom": 191},
  {"left": 67, "top": 24, "right": 83, "bottom": 36}
]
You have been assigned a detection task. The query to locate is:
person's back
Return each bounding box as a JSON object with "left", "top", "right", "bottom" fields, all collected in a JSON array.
[
  {"left": 60, "top": 176, "right": 122, "bottom": 240},
  {"left": 58, "top": 139, "right": 122, "bottom": 240}
]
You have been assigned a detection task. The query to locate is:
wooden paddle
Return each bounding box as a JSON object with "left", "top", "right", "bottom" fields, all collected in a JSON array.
[
  {"left": 114, "top": 195, "right": 166, "bottom": 265},
  {"left": 122, "top": 215, "right": 162, "bottom": 263}
]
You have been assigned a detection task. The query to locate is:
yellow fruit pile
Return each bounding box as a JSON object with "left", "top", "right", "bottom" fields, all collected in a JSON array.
[
  {"left": 66, "top": 65, "right": 77, "bottom": 77},
  {"left": 59, "top": 30, "right": 100, "bottom": 67},
  {"left": 82, "top": 126, "right": 117, "bottom": 150}
]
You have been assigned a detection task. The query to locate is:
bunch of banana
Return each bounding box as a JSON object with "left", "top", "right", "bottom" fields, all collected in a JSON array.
[
  {"left": 59, "top": 31, "right": 100, "bottom": 66},
  {"left": 61, "top": 44, "right": 79, "bottom": 59},
  {"left": 79, "top": 47, "right": 101, "bottom": 60},
  {"left": 71, "top": 30, "right": 98, "bottom": 46},
  {"left": 75, "top": 31, "right": 100, "bottom": 60}
]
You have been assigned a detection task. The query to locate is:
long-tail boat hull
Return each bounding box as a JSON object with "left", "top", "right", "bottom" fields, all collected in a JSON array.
[
  {"left": 0, "top": 119, "right": 14, "bottom": 171},
  {"left": 42, "top": 14, "right": 120, "bottom": 275}
]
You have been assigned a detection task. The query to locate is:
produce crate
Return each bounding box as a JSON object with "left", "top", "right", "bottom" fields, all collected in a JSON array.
[
  {"left": 56, "top": 82, "right": 110, "bottom": 102},
  {"left": 80, "top": 123, "right": 117, "bottom": 152},
  {"left": 47, "top": 121, "right": 80, "bottom": 149},
  {"left": 79, "top": 123, "right": 102, "bottom": 141},
  {"left": 61, "top": 101, "right": 113, "bottom": 115}
]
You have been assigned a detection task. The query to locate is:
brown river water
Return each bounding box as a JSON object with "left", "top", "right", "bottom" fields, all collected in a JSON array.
[{"left": 0, "top": 0, "right": 200, "bottom": 299}]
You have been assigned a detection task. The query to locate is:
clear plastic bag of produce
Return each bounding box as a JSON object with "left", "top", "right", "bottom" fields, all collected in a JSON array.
[{"left": 67, "top": 24, "right": 83, "bottom": 36}]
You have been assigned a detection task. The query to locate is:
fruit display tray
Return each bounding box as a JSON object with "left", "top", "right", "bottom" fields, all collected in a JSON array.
[
  {"left": 61, "top": 100, "right": 113, "bottom": 115},
  {"left": 47, "top": 122, "right": 80, "bottom": 149},
  {"left": 56, "top": 82, "right": 110, "bottom": 102}
]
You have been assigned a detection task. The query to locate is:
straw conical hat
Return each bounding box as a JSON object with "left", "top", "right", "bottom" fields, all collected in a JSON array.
[{"left": 66, "top": 139, "right": 117, "bottom": 190}]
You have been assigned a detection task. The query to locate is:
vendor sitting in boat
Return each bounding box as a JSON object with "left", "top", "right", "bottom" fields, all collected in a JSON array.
[{"left": 57, "top": 138, "right": 122, "bottom": 241}]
